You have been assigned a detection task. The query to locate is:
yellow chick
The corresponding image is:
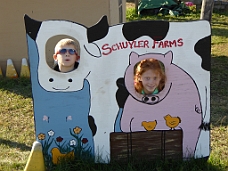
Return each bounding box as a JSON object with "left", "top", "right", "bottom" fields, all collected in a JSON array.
[
  {"left": 142, "top": 120, "right": 157, "bottom": 131},
  {"left": 164, "top": 114, "right": 181, "bottom": 130},
  {"left": 51, "top": 147, "right": 74, "bottom": 164}
]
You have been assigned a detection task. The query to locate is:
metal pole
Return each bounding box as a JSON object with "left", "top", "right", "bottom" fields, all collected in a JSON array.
[
  {"left": 135, "top": 0, "right": 139, "bottom": 14},
  {"left": 200, "top": 0, "right": 214, "bottom": 23}
]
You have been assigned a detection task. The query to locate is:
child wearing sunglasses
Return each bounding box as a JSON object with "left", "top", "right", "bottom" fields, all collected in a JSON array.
[{"left": 53, "top": 38, "right": 80, "bottom": 72}]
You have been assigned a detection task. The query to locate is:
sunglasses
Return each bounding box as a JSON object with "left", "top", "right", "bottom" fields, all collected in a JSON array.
[{"left": 57, "top": 49, "right": 77, "bottom": 55}]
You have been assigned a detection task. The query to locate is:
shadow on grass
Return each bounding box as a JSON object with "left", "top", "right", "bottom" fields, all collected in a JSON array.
[
  {"left": 212, "top": 27, "right": 228, "bottom": 39},
  {"left": 51, "top": 157, "right": 224, "bottom": 171},
  {"left": 211, "top": 56, "right": 228, "bottom": 126},
  {"left": 213, "top": 9, "right": 228, "bottom": 17},
  {"left": 0, "top": 78, "right": 32, "bottom": 98},
  {"left": 0, "top": 138, "right": 31, "bottom": 151}
]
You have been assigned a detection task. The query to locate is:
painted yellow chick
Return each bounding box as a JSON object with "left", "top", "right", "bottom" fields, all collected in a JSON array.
[
  {"left": 164, "top": 114, "right": 181, "bottom": 130},
  {"left": 142, "top": 120, "right": 157, "bottom": 131},
  {"left": 51, "top": 147, "right": 74, "bottom": 164}
]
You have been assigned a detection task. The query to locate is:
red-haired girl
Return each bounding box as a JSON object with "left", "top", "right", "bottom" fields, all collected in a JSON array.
[{"left": 134, "top": 58, "right": 166, "bottom": 95}]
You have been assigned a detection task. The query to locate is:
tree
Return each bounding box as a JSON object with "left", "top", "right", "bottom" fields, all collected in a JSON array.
[
  {"left": 135, "top": 0, "right": 139, "bottom": 14},
  {"left": 200, "top": 0, "right": 214, "bottom": 23}
]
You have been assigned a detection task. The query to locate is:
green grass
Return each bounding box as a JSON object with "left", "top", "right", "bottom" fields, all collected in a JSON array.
[
  {"left": 47, "top": 158, "right": 223, "bottom": 171},
  {"left": 0, "top": 7, "right": 228, "bottom": 171},
  {"left": 0, "top": 79, "right": 34, "bottom": 171}
]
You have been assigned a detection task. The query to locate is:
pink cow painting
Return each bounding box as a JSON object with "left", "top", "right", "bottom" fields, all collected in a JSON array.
[{"left": 117, "top": 51, "right": 203, "bottom": 158}]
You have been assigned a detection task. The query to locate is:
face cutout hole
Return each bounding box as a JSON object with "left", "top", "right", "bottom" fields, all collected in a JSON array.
[
  {"left": 134, "top": 58, "right": 166, "bottom": 96},
  {"left": 45, "top": 35, "right": 80, "bottom": 73}
]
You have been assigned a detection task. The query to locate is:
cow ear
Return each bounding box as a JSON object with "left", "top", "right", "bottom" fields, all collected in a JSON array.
[
  {"left": 164, "top": 51, "right": 173, "bottom": 65},
  {"left": 129, "top": 51, "right": 139, "bottom": 65},
  {"left": 24, "top": 14, "right": 42, "bottom": 41},
  {"left": 87, "top": 15, "right": 109, "bottom": 43}
]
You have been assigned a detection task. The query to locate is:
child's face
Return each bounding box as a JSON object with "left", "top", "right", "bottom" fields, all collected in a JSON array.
[
  {"left": 139, "top": 69, "right": 161, "bottom": 95},
  {"left": 53, "top": 44, "right": 79, "bottom": 72}
]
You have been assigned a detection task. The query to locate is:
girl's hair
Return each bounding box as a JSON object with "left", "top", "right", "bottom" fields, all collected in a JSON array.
[{"left": 134, "top": 58, "right": 166, "bottom": 93}]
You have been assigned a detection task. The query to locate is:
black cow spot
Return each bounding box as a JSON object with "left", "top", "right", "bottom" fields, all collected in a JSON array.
[
  {"left": 88, "top": 116, "right": 97, "bottom": 136},
  {"left": 194, "top": 36, "right": 211, "bottom": 71},
  {"left": 122, "top": 20, "right": 169, "bottom": 41},
  {"left": 116, "top": 78, "right": 129, "bottom": 108}
]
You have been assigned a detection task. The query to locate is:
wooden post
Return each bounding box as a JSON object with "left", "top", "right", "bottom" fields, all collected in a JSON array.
[
  {"left": 135, "top": 0, "right": 139, "bottom": 14},
  {"left": 200, "top": 0, "right": 214, "bottom": 23}
]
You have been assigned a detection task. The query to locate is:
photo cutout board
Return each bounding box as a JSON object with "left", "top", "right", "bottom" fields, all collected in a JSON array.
[{"left": 24, "top": 15, "right": 210, "bottom": 165}]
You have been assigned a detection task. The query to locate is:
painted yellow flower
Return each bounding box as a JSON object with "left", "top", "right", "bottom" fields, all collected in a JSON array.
[
  {"left": 73, "top": 126, "right": 82, "bottom": 134},
  {"left": 38, "top": 133, "right": 45, "bottom": 140}
]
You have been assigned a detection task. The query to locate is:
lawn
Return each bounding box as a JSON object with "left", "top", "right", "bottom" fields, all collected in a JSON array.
[{"left": 0, "top": 5, "right": 228, "bottom": 171}]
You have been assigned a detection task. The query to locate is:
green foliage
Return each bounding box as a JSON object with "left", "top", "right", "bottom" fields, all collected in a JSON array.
[
  {"left": 126, "top": 5, "right": 201, "bottom": 22},
  {"left": 49, "top": 158, "right": 223, "bottom": 171},
  {"left": 189, "top": 5, "right": 197, "bottom": 13}
]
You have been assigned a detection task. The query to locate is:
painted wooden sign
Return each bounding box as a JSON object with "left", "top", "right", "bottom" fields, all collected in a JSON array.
[{"left": 24, "top": 15, "right": 210, "bottom": 165}]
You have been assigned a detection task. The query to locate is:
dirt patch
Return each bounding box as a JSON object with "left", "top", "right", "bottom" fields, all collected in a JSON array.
[{"left": 126, "top": 2, "right": 135, "bottom": 8}]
